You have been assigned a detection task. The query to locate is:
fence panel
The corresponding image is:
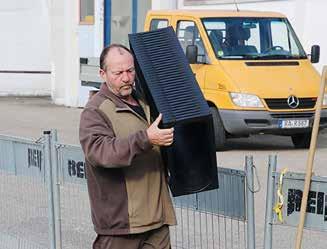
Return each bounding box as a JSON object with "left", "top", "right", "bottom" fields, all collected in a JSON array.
[
  {"left": 264, "top": 156, "right": 327, "bottom": 249},
  {"left": 1, "top": 131, "right": 253, "bottom": 249},
  {"left": 0, "top": 135, "right": 50, "bottom": 249},
  {"left": 56, "top": 143, "right": 95, "bottom": 249},
  {"left": 171, "top": 166, "right": 247, "bottom": 249},
  {"left": 55, "top": 142, "right": 249, "bottom": 249}
]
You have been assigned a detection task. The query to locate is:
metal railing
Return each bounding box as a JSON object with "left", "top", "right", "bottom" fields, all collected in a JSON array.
[
  {"left": 0, "top": 130, "right": 256, "bottom": 249},
  {"left": 0, "top": 134, "right": 49, "bottom": 249},
  {"left": 264, "top": 155, "right": 327, "bottom": 249}
]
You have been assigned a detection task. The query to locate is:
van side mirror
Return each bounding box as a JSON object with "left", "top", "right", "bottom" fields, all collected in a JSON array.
[
  {"left": 186, "top": 45, "right": 198, "bottom": 64},
  {"left": 310, "top": 45, "right": 320, "bottom": 64}
]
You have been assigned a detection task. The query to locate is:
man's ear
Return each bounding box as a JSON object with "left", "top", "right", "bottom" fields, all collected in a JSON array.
[{"left": 99, "top": 69, "right": 107, "bottom": 82}]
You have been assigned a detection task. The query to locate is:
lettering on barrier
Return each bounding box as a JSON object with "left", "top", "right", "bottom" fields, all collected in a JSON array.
[
  {"left": 287, "top": 189, "right": 327, "bottom": 221},
  {"left": 68, "top": 159, "right": 86, "bottom": 179},
  {"left": 28, "top": 148, "right": 42, "bottom": 171}
]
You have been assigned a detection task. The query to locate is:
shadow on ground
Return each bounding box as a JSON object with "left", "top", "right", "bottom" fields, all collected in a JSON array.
[{"left": 222, "top": 133, "right": 327, "bottom": 151}]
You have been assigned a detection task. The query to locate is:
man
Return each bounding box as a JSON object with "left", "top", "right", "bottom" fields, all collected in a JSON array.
[{"left": 79, "top": 43, "right": 176, "bottom": 249}]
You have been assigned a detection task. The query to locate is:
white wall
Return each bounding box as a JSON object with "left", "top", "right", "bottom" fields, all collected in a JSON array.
[
  {"left": 0, "top": 0, "right": 51, "bottom": 96},
  {"left": 77, "top": 25, "right": 98, "bottom": 107},
  {"left": 77, "top": 0, "right": 104, "bottom": 107},
  {"left": 152, "top": 0, "right": 178, "bottom": 10},
  {"left": 48, "top": 0, "right": 80, "bottom": 106},
  {"left": 175, "top": 0, "right": 327, "bottom": 73},
  {"left": 49, "top": 0, "right": 104, "bottom": 107}
]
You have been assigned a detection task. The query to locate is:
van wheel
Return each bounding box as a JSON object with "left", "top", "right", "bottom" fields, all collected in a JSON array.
[
  {"left": 210, "top": 107, "right": 226, "bottom": 151},
  {"left": 291, "top": 133, "right": 311, "bottom": 149}
]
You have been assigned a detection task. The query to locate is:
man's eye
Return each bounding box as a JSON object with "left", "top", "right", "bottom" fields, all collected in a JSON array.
[
  {"left": 114, "top": 72, "right": 122, "bottom": 76},
  {"left": 128, "top": 68, "right": 135, "bottom": 73}
]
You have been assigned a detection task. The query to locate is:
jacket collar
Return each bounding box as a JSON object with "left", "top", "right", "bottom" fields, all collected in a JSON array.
[{"left": 99, "top": 83, "right": 127, "bottom": 109}]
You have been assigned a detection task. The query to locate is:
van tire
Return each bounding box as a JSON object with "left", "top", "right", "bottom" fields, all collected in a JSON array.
[
  {"left": 291, "top": 133, "right": 311, "bottom": 149},
  {"left": 210, "top": 107, "right": 226, "bottom": 151}
]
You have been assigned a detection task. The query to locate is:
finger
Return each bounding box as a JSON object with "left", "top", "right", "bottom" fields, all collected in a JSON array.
[
  {"left": 152, "top": 113, "right": 162, "bottom": 127},
  {"left": 163, "top": 140, "right": 173, "bottom": 146},
  {"left": 166, "top": 138, "right": 174, "bottom": 144},
  {"left": 162, "top": 137, "right": 174, "bottom": 144},
  {"left": 161, "top": 134, "right": 173, "bottom": 140},
  {"left": 159, "top": 128, "right": 174, "bottom": 135}
]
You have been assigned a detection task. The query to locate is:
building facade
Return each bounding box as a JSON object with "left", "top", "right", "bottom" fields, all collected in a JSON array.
[
  {"left": 0, "top": 1, "right": 51, "bottom": 96},
  {"left": 1, "top": 0, "right": 325, "bottom": 106}
]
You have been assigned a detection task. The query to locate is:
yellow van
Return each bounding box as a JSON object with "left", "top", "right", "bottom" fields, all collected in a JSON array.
[{"left": 144, "top": 10, "right": 327, "bottom": 150}]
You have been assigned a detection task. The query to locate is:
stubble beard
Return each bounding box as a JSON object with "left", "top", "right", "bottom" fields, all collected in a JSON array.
[
  {"left": 107, "top": 82, "right": 133, "bottom": 99},
  {"left": 119, "top": 85, "right": 133, "bottom": 99}
]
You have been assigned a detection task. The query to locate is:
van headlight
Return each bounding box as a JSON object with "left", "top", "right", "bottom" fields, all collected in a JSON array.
[
  {"left": 230, "top": 92, "right": 264, "bottom": 108},
  {"left": 323, "top": 93, "right": 327, "bottom": 106}
]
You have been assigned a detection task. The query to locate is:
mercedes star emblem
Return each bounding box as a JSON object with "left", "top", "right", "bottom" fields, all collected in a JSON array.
[{"left": 287, "top": 95, "right": 300, "bottom": 109}]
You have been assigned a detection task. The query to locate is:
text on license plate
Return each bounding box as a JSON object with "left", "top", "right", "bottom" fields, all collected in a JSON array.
[{"left": 278, "top": 119, "right": 310, "bottom": 129}]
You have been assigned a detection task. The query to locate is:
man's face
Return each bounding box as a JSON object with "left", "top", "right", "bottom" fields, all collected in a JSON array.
[{"left": 100, "top": 48, "right": 136, "bottom": 98}]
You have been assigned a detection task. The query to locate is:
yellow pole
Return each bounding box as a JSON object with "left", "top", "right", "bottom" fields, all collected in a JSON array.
[{"left": 294, "top": 66, "right": 327, "bottom": 249}]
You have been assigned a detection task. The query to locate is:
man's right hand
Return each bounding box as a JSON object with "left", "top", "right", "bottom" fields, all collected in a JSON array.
[{"left": 146, "top": 114, "right": 174, "bottom": 146}]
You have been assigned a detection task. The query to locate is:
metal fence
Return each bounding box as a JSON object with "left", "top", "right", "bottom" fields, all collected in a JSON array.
[
  {"left": 0, "top": 134, "right": 49, "bottom": 249},
  {"left": 0, "top": 130, "right": 255, "bottom": 249},
  {"left": 264, "top": 155, "right": 327, "bottom": 249}
]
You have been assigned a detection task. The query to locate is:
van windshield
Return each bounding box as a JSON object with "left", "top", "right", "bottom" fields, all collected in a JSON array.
[{"left": 202, "top": 17, "right": 307, "bottom": 60}]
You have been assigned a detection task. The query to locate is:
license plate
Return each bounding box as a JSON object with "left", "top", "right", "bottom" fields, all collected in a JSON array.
[{"left": 278, "top": 119, "right": 309, "bottom": 129}]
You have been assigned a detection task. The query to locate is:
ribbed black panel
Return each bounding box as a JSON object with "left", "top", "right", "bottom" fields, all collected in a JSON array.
[
  {"left": 129, "top": 27, "right": 218, "bottom": 197},
  {"left": 265, "top": 98, "right": 316, "bottom": 109},
  {"left": 129, "top": 27, "right": 210, "bottom": 126}
]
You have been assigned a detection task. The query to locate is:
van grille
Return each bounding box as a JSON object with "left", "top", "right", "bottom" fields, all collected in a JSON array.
[
  {"left": 270, "top": 112, "right": 314, "bottom": 119},
  {"left": 265, "top": 98, "right": 316, "bottom": 109}
]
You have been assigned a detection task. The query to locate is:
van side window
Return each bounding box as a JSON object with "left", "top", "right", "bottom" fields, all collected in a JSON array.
[
  {"left": 150, "top": 19, "right": 169, "bottom": 31},
  {"left": 177, "top": 21, "right": 207, "bottom": 64}
]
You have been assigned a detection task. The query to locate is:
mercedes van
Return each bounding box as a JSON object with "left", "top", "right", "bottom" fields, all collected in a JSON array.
[{"left": 144, "top": 10, "right": 327, "bottom": 150}]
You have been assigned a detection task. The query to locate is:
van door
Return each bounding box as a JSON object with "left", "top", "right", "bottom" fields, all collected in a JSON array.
[
  {"left": 176, "top": 20, "right": 208, "bottom": 89},
  {"left": 147, "top": 16, "right": 171, "bottom": 31}
]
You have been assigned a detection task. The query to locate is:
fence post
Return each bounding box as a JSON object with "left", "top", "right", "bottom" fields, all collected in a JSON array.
[
  {"left": 44, "top": 131, "right": 56, "bottom": 249},
  {"left": 263, "top": 155, "right": 277, "bottom": 249},
  {"left": 51, "top": 130, "right": 62, "bottom": 249},
  {"left": 245, "top": 155, "right": 256, "bottom": 249}
]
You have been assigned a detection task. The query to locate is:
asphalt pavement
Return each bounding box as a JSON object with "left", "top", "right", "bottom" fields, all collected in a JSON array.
[{"left": 1, "top": 96, "right": 327, "bottom": 249}]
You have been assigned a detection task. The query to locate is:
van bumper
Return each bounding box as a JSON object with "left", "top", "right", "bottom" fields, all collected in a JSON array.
[{"left": 219, "top": 109, "right": 327, "bottom": 136}]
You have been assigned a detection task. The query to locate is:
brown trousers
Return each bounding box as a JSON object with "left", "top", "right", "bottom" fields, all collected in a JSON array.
[{"left": 93, "top": 225, "right": 171, "bottom": 249}]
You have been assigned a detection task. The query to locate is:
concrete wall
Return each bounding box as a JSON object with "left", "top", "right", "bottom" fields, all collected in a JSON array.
[
  {"left": 0, "top": 0, "right": 51, "bottom": 96},
  {"left": 138, "top": 0, "right": 152, "bottom": 32},
  {"left": 48, "top": 0, "right": 80, "bottom": 106},
  {"left": 77, "top": 0, "right": 104, "bottom": 107},
  {"left": 0, "top": 0, "right": 153, "bottom": 106},
  {"left": 174, "top": 0, "right": 327, "bottom": 73},
  {"left": 49, "top": 0, "right": 104, "bottom": 107},
  {"left": 152, "top": 0, "right": 178, "bottom": 10}
]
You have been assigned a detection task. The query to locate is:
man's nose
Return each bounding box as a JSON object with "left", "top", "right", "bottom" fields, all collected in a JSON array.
[{"left": 121, "top": 71, "right": 131, "bottom": 82}]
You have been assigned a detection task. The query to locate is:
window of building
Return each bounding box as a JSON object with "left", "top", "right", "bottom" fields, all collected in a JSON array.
[
  {"left": 150, "top": 19, "right": 169, "bottom": 31},
  {"left": 80, "top": 0, "right": 94, "bottom": 25}
]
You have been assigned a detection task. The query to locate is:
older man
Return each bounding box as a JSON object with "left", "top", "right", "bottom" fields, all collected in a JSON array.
[{"left": 79, "top": 44, "right": 176, "bottom": 249}]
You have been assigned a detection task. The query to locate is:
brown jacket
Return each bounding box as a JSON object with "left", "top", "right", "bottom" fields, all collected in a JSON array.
[{"left": 79, "top": 83, "right": 176, "bottom": 235}]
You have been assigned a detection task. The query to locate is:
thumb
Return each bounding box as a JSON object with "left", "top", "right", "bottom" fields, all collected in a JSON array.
[{"left": 152, "top": 113, "right": 162, "bottom": 127}]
